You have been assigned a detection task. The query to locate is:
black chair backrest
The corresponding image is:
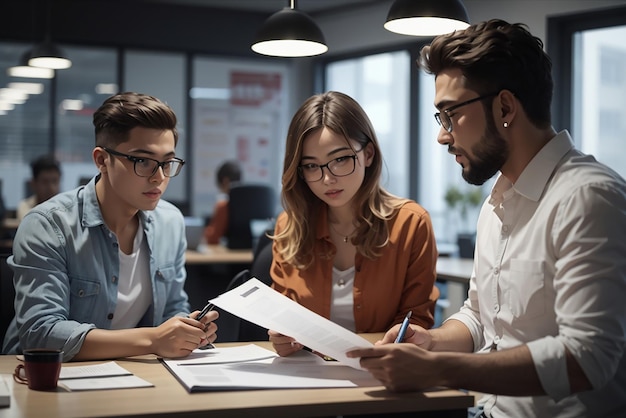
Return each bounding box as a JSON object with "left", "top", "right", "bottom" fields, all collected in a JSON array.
[
  {"left": 226, "top": 184, "right": 275, "bottom": 249},
  {"left": 0, "top": 254, "right": 15, "bottom": 342}
]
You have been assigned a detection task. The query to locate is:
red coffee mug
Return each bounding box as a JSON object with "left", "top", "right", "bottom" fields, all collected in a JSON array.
[{"left": 13, "top": 349, "right": 63, "bottom": 391}]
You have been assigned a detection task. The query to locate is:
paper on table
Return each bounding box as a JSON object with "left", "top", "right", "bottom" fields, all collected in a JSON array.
[
  {"left": 59, "top": 375, "right": 153, "bottom": 391},
  {"left": 209, "top": 278, "right": 373, "bottom": 369},
  {"left": 60, "top": 361, "right": 132, "bottom": 379},
  {"left": 58, "top": 361, "right": 153, "bottom": 391},
  {"left": 162, "top": 348, "right": 379, "bottom": 392},
  {"left": 170, "top": 344, "right": 278, "bottom": 366}
]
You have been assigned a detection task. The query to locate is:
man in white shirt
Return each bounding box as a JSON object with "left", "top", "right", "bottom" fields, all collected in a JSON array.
[{"left": 347, "top": 19, "right": 626, "bottom": 417}]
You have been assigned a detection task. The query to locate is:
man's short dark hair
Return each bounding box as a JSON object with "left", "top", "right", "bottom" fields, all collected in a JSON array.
[
  {"left": 93, "top": 92, "right": 178, "bottom": 148},
  {"left": 31, "top": 154, "right": 61, "bottom": 179},
  {"left": 216, "top": 160, "right": 242, "bottom": 186}
]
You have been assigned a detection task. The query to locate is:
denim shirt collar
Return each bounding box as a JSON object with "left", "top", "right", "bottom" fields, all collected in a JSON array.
[{"left": 80, "top": 175, "right": 154, "bottom": 234}]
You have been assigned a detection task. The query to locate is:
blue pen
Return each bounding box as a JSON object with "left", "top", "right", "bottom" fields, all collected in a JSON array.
[{"left": 394, "top": 310, "right": 412, "bottom": 343}]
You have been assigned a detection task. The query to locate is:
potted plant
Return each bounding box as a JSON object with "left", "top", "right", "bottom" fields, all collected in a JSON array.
[{"left": 444, "top": 185, "right": 484, "bottom": 258}]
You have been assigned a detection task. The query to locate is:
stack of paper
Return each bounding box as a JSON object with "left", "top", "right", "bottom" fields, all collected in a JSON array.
[
  {"left": 59, "top": 361, "right": 153, "bottom": 391},
  {"left": 161, "top": 344, "right": 379, "bottom": 392}
]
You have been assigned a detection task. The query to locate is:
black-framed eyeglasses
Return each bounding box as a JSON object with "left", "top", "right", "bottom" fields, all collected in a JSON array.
[
  {"left": 102, "top": 147, "right": 185, "bottom": 178},
  {"left": 298, "top": 147, "right": 364, "bottom": 183},
  {"left": 434, "top": 92, "right": 499, "bottom": 133}
]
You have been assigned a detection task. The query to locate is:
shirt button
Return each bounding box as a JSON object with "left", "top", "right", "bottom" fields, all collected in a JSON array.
[
  {"left": 112, "top": 276, "right": 117, "bottom": 283},
  {"left": 494, "top": 304, "right": 499, "bottom": 312},
  {"left": 356, "top": 305, "right": 361, "bottom": 309},
  {"left": 494, "top": 267, "right": 500, "bottom": 275},
  {"left": 108, "top": 313, "right": 114, "bottom": 320},
  {"left": 78, "top": 289, "right": 85, "bottom": 297},
  {"left": 502, "top": 225, "right": 509, "bottom": 233}
]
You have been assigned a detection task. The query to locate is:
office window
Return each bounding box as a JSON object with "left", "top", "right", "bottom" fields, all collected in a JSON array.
[
  {"left": 190, "top": 56, "right": 289, "bottom": 218},
  {"left": 55, "top": 46, "right": 118, "bottom": 190},
  {"left": 572, "top": 26, "right": 626, "bottom": 178},
  {"left": 124, "top": 50, "right": 187, "bottom": 208},
  {"left": 549, "top": 6, "right": 626, "bottom": 180},
  {"left": 325, "top": 51, "right": 410, "bottom": 198},
  {"left": 0, "top": 42, "right": 52, "bottom": 208}
]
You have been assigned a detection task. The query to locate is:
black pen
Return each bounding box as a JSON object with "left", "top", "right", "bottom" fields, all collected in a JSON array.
[
  {"left": 394, "top": 310, "right": 412, "bottom": 343},
  {"left": 193, "top": 301, "right": 215, "bottom": 321},
  {"left": 189, "top": 301, "right": 215, "bottom": 350}
]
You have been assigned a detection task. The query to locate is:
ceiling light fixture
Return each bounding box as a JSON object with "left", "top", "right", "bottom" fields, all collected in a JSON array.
[
  {"left": 28, "top": 0, "right": 72, "bottom": 69},
  {"left": 7, "top": 51, "right": 55, "bottom": 79},
  {"left": 251, "top": 0, "right": 328, "bottom": 58},
  {"left": 384, "top": 0, "right": 470, "bottom": 37}
]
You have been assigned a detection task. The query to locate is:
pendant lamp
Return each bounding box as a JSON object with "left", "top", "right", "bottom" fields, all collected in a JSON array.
[
  {"left": 28, "top": 41, "right": 72, "bottom": 70},
  {"left": 7, "top": 51, "right": 55, "bottom": 79},
  {"left": 384, "top": 0, "right": 470, "bottom": 37},
  {"left": 28, "top": 0, "right": 72, "bottom": 70},
  {"left": 251, "top": 0, "right": 328, "bottom": 57}
]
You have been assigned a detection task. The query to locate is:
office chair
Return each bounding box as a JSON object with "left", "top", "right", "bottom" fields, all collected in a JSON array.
[
  {"left": 0, "top": 254, "right": 15, "bottom": 342},
  {"left": 217, "top": 236, "right": 274, "bottom": 342},
  {"left": 226, "top": 184, "right": 275, "bottom": 250}
]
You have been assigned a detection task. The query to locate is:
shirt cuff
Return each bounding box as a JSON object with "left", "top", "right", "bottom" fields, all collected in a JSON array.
[{"left": 527, "top": 336, "right": 570, "bottom": 401}]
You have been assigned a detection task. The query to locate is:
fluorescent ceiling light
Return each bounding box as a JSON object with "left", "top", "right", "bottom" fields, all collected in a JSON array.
[{"left": 8, "top": 82, "right": 44, "bottom": 95}]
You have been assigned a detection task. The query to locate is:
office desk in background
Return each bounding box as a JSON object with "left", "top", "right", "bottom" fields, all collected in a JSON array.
[
  {"left": 185, "top": 245, "right": 253, "bottom": 265},
  {"left": 0, "top": 336, "right": 474, "bottom": 418},
  {"left": 184, "top": 245, "right": 254, "bottom": 341},
  {"left": 436, "top": 257, "right": 473, "bottom": 320}
]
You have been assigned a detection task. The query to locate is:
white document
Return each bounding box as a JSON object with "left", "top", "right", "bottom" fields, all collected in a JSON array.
[
  {"left": 209, "top": 278, "right": 373, "bottom": 370},
  {"left": 169, "top": 344, "right": 278, "bottom": 365},
  {"left": 59, "top": 361, "right": 131, "bottom": 379},
  {"left": 59, "top": 375, "right": 154, "bottom": 391},
  {"left": 161, "top": 345, "right": 379, "bottom": 392},
  {"left": 58, "top": 361, "right": 153, "bottom": 391}
]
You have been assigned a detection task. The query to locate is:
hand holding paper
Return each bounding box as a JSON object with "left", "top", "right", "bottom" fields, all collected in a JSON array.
[{"left": 209, "top": 278, "right": 373, "bottom": 369}]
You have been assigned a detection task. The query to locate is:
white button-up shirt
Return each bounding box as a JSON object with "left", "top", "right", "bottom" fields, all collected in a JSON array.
[{"left": 448, "top": 131, "right": 626, "bottom": 417}]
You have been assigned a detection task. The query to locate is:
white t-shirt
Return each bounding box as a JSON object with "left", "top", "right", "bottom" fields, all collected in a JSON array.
[
  {"left": 111, "top": 224, "right": 153, "bottom": 329},
  {"left": 329, "top": 266, "right": 355, "bottom": 331}
]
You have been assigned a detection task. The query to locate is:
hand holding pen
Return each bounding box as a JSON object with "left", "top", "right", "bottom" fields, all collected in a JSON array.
[
  {"left": 394, "top": 311, "right": 412, "bottom": 343},
  {"left": 189, "top": 301, "right": 217, "bottom": 349}
]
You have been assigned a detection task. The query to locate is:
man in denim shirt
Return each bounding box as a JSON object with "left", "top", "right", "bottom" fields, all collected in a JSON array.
[{"left": 3, "top": 92, "right": 219, "bottom": 361}]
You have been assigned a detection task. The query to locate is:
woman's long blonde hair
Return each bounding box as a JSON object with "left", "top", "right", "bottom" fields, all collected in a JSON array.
[{"left": 274, "top": 91, "right": 408, "bottom": 269}]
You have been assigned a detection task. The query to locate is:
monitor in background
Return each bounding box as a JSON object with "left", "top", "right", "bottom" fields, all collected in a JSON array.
[{"left": 184, "top": 217, "right": 205, "bottom": 251}]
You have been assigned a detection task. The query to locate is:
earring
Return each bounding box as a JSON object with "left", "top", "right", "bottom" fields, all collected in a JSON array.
[{"left": 503, "top": 122, "right": 509, "bottom": 128}]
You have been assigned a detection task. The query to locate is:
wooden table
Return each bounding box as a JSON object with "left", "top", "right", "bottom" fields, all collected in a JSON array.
[
  {"left": 0, "top": 337, "right": 474, "bottom": 418},
  {"left": 185, "top": 245, "right": 253, "bottom": 265},
  {"left": 0, "top": 219, "right": 19, "bottom": 231}
]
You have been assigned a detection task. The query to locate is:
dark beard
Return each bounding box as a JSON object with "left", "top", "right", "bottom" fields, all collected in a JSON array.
[{"left": 462, "top": 114, "right": 508, "bottom": 185}]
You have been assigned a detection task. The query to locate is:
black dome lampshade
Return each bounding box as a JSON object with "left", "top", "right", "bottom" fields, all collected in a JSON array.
[
  {"left": 251, "top": 1, "right": 328, "bottom": 58},
  {"left": 28, "top": 40, "right": 72, "bottom": 70},
  {"left": 384, "top": 0, "right": 470, "bottom": 37},
  {"left": 27, "top": 0, "right": 72, "bottom": 70}
]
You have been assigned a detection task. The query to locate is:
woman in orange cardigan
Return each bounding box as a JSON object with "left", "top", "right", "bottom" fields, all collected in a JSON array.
[{"left": 269, "top": 91, "right": 439, "bottom": 356}]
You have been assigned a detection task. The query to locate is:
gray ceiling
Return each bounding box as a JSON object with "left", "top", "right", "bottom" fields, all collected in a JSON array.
[{"left": 145, "top": 0, "right": 378, "bottom": 15}]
